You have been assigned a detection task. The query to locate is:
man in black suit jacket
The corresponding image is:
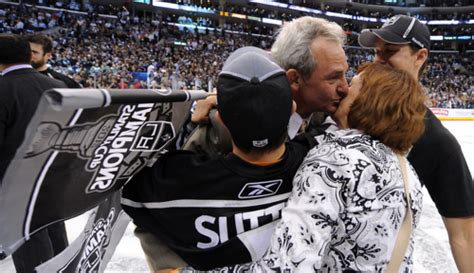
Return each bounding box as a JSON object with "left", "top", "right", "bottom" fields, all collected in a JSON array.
[{"left": 0, "top": 34, "right": 67, "bottom": 273}]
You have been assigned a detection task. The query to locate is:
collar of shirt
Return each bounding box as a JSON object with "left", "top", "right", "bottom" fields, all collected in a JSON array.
[
  {"left": 288, "top": 112, "right": 303, "bottom": 140},
  {"left": 321, "top": 116, "right": 340, "bottom": 132},
  {"left": 1, "top": 64, "right": 33, "bottom": 76},
  {"left": 288, "top": 112, "right": 313, "bottom": 140}
]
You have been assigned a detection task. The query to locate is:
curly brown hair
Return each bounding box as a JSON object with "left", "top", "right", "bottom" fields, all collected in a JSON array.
[{"left": 348, "top": 63, "right": 426, "bottom": 154}]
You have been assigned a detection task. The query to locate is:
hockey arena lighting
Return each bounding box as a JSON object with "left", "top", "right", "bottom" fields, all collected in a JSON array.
[{"left": 150, "top": 0, "right": 473, "bottom": 28}]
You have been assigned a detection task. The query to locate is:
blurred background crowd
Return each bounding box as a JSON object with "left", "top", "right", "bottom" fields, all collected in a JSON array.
[{"left": 0, "top": 0, "right": 472, "bottom": 108}]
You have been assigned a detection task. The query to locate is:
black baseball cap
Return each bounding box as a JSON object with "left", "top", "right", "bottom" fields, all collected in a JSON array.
[
  {"left": 217, "top": 46, "right": 292, "bottom": 150},
  {"left": 359, "top": 15, "right": 430, "bottom": 49}
]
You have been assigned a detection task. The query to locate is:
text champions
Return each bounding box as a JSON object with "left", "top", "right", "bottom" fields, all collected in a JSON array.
[{"left": 86, "top": 103, "right": 153, "bottom": 193}]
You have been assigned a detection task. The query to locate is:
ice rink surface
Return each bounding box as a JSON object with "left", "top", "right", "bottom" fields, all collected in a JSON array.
[{"left": 1, "top": 121, "right": 472, "bottom": 273}]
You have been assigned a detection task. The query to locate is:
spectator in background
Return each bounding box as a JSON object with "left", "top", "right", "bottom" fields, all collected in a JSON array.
[
  {"left": 26, "top": 33, "right": 81, "bottom": 88},
  {"left": 0, "top": 1, "right": 470, "bottom": 107}
]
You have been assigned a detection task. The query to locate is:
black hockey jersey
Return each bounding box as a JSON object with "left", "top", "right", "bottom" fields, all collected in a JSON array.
[{"left": 121, "top": 141, "right": 309, "bottom": 270}]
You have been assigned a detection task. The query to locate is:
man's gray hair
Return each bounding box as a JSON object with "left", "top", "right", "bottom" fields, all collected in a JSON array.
[{"left": 271, "top": 16, "right": 346, "bottom": 79}]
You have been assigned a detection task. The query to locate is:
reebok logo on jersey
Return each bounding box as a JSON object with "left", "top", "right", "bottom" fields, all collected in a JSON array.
[{"left": 238, "top": 180, "right": 282, "bottom": 199}]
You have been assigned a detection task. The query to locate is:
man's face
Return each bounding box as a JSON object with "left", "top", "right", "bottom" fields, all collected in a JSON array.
[
  {"left": 29, "top": 42, "right": 50, "bottom": 69},
  {"left": 331, "top": 72, "right": 364, "bottom": 128},
  {"left": 373, "top": 39, "right": 419, "bottom": 80},
  {"left": 294, "top": 38, "right": 349, "bottom": 117}
]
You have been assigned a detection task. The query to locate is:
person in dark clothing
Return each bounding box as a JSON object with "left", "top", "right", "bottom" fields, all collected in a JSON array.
[
  {"left": 26, "top": 33, "right": 82, "bottom": 88},
  {"left": 25, "top": 33, "right": 76, "bottom": 259},
  {"left": 121, "top": 47, "right": 313, "bottom": 271},
  {"left": 358, "top": 15, "right": 473, "bottom": 272},
  {"left": 0, "top": 34, "right": 67, "bottom": 273}
]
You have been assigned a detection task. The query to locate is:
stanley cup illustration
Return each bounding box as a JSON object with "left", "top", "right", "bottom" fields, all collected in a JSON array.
[{"left": 25, "top": 116, "right": 117, "bottom": 158}]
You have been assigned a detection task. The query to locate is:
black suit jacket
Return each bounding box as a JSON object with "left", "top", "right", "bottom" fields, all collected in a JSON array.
[
  {"left": 0, "top": 68, "right": 67, "bottom": 180},
  {"left": 40, "top": 68, "right": 82, "bottom": 88}
]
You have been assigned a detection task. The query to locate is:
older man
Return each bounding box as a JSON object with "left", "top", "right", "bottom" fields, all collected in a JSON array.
[{"left": 190, "top": 16, "right": 349, "bottom": 146}]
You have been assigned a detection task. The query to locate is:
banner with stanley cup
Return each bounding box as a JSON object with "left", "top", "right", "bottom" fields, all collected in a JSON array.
[
  {"left": 35, "top": 192, "right": 131, "bottom": 273},
  {"left": 0, "top": 88, "right": 208, "bottom": 257}
]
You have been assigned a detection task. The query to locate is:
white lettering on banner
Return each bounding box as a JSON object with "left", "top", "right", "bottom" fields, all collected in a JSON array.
[
  {"left": 195, "top": 202, "right": 285, "bottom": 249},
  {"left": 132, "top": 106, "right": 153, "bottom": 122},
  {"left": 107, "top": 105, "right": 135, "bottom": 144},
  {"left": 134, "top": 123, "right": 160, "bottom": 149},
  {"left": 87, "top": 103, "right": 154, "bottom": 193},
  {"left": 78, "top": 209, "right": 115, "bottom": 272},
  {"left": 123, "top": 121, "right": 143, "bottom": 136}
]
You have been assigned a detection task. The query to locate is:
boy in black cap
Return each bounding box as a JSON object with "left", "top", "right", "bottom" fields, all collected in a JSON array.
[
  {"left": 359, "top": 15, "right": 473, "bottom": 272},
  {"left": 359, "top": 14, "right": 430, "bottom": 50},
  {"left": 121, "top": 47, "right": 311, "bottom": 271},
  {"left": 359, "top": 14, "right": 430, "bottom": 80}
]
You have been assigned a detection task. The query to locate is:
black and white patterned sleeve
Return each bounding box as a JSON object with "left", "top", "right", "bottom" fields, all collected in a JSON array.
[{"left": 222, "top": 142, "right": 367, "bottom": 272}]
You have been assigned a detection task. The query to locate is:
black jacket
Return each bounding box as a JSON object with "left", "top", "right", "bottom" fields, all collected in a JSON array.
[
  {"left": 40, "top": 68, "right": 82, "bottom": 88},
  {"left": 0, "top": 68, "right": 67, "bottom": 180},
  {"left": 121, "top": 141, "right": 310, "bottom": 270},
  {"left": 408, "top": 108, "right": 473, "bottom": 217}
]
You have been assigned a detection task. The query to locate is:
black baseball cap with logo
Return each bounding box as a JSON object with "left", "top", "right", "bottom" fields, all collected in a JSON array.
[
  {"left": 359, "top": 15, "right": 430, "bottom": 49},
  {"left": 217, "top": 46, "right": 292, "bottom": 150}
]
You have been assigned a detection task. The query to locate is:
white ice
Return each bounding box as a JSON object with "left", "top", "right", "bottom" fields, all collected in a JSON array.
[{"left": 0, "top": 121, "right": 472, "bottom": 273}]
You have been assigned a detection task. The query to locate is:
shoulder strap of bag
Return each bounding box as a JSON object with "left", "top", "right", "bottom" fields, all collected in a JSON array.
[{"left": 386, "top": 154, "right": 413, "bottom": 273}]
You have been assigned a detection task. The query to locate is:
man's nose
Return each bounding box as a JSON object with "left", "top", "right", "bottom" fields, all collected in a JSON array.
[{"left": 338, "top": 79, "right": 349, "bottom": 96}]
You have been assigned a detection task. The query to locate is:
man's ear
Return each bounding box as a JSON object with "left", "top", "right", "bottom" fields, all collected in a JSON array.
[
  {"left": 415, "top": 48, "right": 428, "bottom": 67},
  {"left": 45, "top": 52, "right": 53, "bottom": 61},
  {"left": 286, "top": 69, "right": 301, "bottom": 94}
]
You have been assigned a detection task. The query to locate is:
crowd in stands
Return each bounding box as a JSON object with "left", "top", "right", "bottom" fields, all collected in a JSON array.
[
  {"left": 16, "top": 0, "right": 474, "bottom": 23},
  {"left": 164, "top": 1, "right": 474, "bottom": 44},
  {"left": 423, "top": 53, "right": 473, "bottom": 108},
  {"left": 219, "top": 4, "right": 472, "bottom": 37},
  {"left": 13, "top": 0, "right": 122, "bottom": 14},
  {"left": 351, "top": 0, "right": 468, "bottom": 7},
  {"left": 169, "top": 0, "right": 474, "bottom": 21},
  {"left": 0, "top": 1, "right": 472, "bottom": 108},
  {"left": 177, "top": 16, "right": 213, "bottom": 27}
]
